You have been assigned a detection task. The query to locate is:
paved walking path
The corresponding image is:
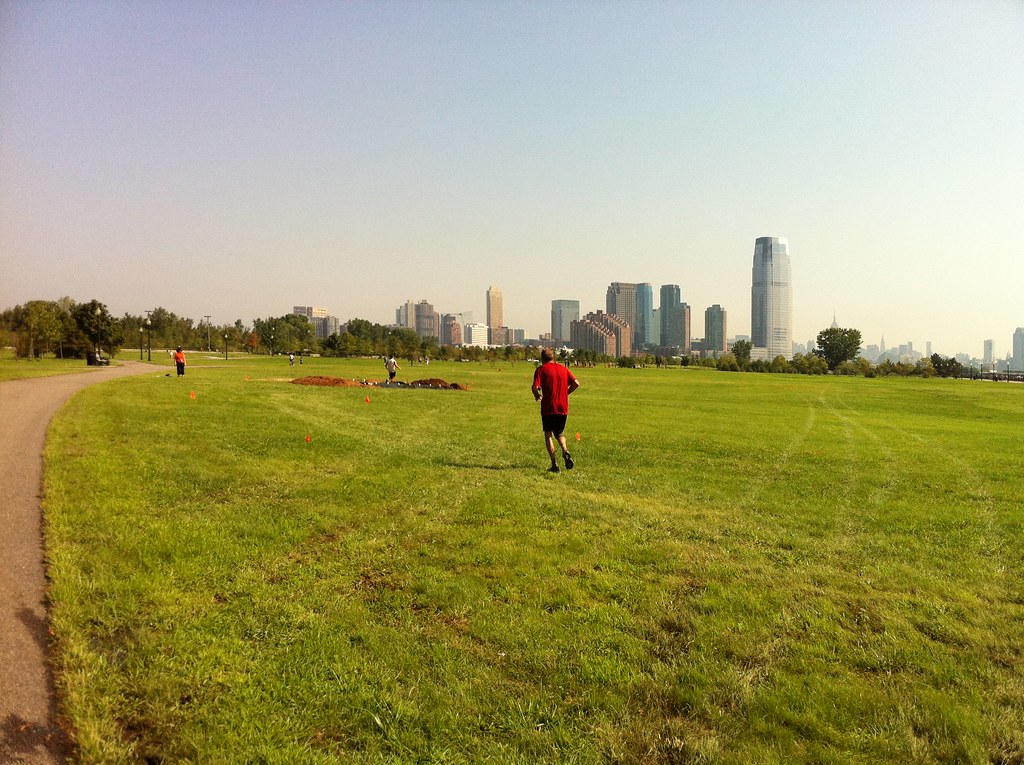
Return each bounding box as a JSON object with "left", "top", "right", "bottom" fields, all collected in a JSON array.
[{"left": 1, "top": 362, "right": 157, "bottom": 764}]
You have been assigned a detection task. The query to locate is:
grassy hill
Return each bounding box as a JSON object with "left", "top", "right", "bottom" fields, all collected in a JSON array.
[{"left": 42, "top": 357, "right": 1023, "bottom": 762}]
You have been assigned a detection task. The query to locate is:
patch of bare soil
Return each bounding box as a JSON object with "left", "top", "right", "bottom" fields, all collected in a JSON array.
[
  {"left": 291, "top": 376, "right": 365, "bottom": 387},
  {"left": 291, "top": 376, "right": 468, "bottom": 390}
]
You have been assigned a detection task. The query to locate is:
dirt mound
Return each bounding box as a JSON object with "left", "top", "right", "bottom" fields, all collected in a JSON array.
[
  {"left": 291, "top": 376, "right": 365, "bottom": 387},
  {"left": 409, "top": 378, "right": 466, "bottom": 389},
  {"left": 291, "top": 376, "right": 467, "bottom": 390}
]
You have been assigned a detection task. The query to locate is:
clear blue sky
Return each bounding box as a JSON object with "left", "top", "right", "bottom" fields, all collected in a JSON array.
[{"left": 2, "top": 0, "right": 1021, "bottom": 357}]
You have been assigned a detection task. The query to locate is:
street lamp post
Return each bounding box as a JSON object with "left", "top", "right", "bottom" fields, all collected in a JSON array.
[
  {"left": 93, "top": 306, "right": 102, "bottom": 359},
  {"left": 224, "top": 333, "right": 228, "bottom": 361},
  {"left": 145, "top": 317, "right": 152, "bottom": 361},
  {"left": 204, "top": 315, "right": 212, "bottom": 352},
  {"left": 139, "top": 327, "right": 144, "bottom": 360},
  {"left": 270, "top": 334, "right": 274, "bottom": 356}
]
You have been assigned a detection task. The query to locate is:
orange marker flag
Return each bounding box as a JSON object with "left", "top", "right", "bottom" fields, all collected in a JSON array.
[
  {"left": 190, "top": 391, "right": 196, "bottom": 400},
  {"left": 575, "top": 432, "right": 581, "bottom": 441},
  {"left": 364, "top": 395, "right": 370, "bottom": 404},
  {"left": 305, "top": 434, "right": 311, "bottom": 443}
]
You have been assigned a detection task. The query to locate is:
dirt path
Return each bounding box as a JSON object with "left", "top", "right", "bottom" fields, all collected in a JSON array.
[{"left": 1, "top": 362, "right": 157, "bottom": 764}]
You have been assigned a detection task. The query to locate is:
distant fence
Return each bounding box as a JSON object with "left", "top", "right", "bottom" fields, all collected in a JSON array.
[{"left": 961, "top": 370, "right": 1024, "bottom": 382}]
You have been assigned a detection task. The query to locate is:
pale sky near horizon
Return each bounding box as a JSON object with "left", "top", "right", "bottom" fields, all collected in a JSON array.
[{"left": 2, "top": 0, "right": 1021, "bottom": 357}]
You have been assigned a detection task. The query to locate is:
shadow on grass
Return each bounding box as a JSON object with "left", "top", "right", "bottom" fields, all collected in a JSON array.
[{"left": 443, "top": 461, "right": 537, "bottom": 472}]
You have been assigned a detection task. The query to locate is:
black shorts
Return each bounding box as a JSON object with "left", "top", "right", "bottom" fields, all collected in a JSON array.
[{"left": 541, "top": 414, "right": 567, "bottom": 436}]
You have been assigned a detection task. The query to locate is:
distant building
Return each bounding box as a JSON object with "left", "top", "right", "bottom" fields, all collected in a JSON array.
[
  {"left": 314, "top": 316, "right": 339, "bottom": 339},
  {"left": 659, "top": 284, "right": 689, "bottom": 352},
  {"left": 983, "top": 339, "right": 994, "bottom": 367},
  {"left": 395, "top": 300, "right": 416, "bottom": 329},
  {"left": 486, "top": 286, "right": 503, "bottom": 345},
  {"left": 751, "top": 236, "right": 793, "bottom": 359},
  {"left": 1012, "top": 328, "right": 1024, "bottom": 371},
  {"left": 635, "top": 283, "right": 654, "bottom": 349},
  {"left": 414, "top": 300, "right": 439, "bottom": 340},
  {"left": 551, "top": 299, "right": 580, "bottom": 344},
  {"left": 704, "top": 304, "right": 727, "bottom": 356},
  {"left": 606, "top": 282, "right": 637, "bottom": 341},
  {"left": 294, "top": 306, "right": 338, "bottom": 339},
  {"left": 572, "top": 310, "right": 631, "bottom": 357},
  {"left": 440, "top": 314, "right": 463, "bottom": 346},
  {"left": 464, "top": 323, "right": 489, "bottom": 347},
  {"left": 293, "top": 306, "right": 328, "bottom": 320},
  {"left": 490, "top": 326, "right": 513, "bottom": 346}
]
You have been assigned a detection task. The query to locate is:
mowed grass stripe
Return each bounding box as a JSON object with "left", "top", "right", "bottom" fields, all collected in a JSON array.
[{"left": 42, "top": 359, "right": 1023, "bottom": 763}]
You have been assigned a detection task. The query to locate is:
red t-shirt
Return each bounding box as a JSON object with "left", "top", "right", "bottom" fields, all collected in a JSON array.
[{"left": 533, "top": 362, "right": 577, "bottom": 416}]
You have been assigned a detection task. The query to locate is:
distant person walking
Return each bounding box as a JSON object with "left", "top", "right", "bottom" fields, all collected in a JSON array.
[
  {"left": 289, "top": 352, "right": 295, "bottom": 366},
  {"left": 532, "top": 348, "right": 579, "bottom": 473},
  {"left": 385, "top": 355, "right": 400, "bottom": 383},
  {"left": 174, "top": 347, "right": 186, "bottom": 377}
]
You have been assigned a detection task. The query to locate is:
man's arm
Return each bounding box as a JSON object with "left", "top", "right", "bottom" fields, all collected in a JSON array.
[{"left": 567, "top": 377, "right": 579, "bottom": 395}]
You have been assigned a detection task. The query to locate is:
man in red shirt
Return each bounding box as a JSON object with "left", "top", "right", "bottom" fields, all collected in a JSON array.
[{"left": 532, "top": 348, "right": 580, "bottom": 473}]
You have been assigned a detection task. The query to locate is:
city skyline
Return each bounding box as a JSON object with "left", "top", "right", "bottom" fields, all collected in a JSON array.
[{"left": 2, "top": 3, "right": 1021, "bottom": 358}]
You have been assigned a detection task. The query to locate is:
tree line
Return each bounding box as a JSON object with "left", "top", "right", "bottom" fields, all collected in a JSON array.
[{"left": 1, "top": 300, "right": 967, "bottom": 378}]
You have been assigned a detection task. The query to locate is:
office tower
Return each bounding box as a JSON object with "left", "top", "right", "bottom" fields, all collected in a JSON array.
[
  {"left": 659, "top": 284, "right": 687, "bottom": 351},
  {"left": 414, "top": 300, "right": 439, "bottom": 340},
  {"left": 705, "top": 304, "right": 727, "bottom": 355},
  {"left": 1013, "top": 328, "right": 1024, "bottom": 371},
  {"left": 983, "top": 339, "right": 994, "bottom": 367},
  {"left": 651, "top": 307, "right": 661, "bottom": 345},
  {"left": 551, "top": 300, "right": 580, "bottom": 344},
  {"left": 751, "top": 236, "right": 793, "bottom": 359},
  {"left": 606, "top": 283, "right": 638, "bottom": 339},
  {"left": 635, "top": 283, "right": 654, "bottom": 349},
  {"left": 486, "top": 286, "right": 503, "bottom": 345},
  {"left": 396, "top": 300, "right": 416, "bottom": 329}
]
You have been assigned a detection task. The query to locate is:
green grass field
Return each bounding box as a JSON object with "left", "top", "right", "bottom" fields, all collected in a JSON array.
[
  {"left": 0, "top": 347, "right": 97, "bottom": 380},
  {"left": 38, "top": 356, "right": 1023, "bottom": 763}
]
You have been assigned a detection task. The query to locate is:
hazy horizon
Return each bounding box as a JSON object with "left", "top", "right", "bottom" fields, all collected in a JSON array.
[{"left": 2, "top": 1, "right": 1021, "bottom": 357}]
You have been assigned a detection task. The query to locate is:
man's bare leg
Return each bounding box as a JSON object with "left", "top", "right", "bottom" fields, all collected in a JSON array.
[{"left": 544, "top": 432, "right": 559, "bottom": 470}]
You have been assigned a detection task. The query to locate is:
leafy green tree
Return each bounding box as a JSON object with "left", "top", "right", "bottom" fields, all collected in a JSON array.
[
  {"left": 731, "top": 340, "right": 752, "bottom": 369},
  {"left": 814, "top": 327, "right": 862, "bottom": 371},
  {"left": 72, "top": 300, "right": 121, "bottom": 357},
  {"left": 837, "top": 357, "right": 873, "bottom": 376},
  {"left": 791, "top": 352, "right": 828, "bottom": 375},
  {"left": 716, "top": 353, "right": 740, "bottom": 372},
  {"left": 930, "top": 353, "right": 963, "bottom": 378}
]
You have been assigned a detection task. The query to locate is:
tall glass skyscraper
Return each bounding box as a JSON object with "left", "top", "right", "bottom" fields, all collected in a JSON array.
[
  {"left": 635, "top": 283, "right": 654, "bottom": 350},
  {"left": 550, "top": 299, "right": 580, "bottom": 344},
  {"left": 704, "top": 304, "right": 727, "bottom": 355},
  {"left": 660, "top": 284, "right": 685, "bottom": 350},
  {"left": 751, "top": 237, "right": 793, "bottom": 359}
]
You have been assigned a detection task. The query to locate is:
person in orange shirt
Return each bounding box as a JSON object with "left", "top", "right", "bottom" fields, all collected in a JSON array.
[{"left": 174, "top": 347, "right": 186, "bottom": 377}]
